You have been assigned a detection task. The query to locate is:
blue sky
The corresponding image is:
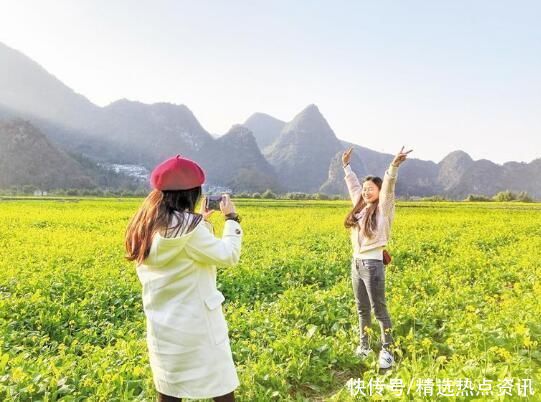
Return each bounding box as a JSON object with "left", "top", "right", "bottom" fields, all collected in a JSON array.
[{"left": 1, "top": 0, "right": 540, "bottom": 163}]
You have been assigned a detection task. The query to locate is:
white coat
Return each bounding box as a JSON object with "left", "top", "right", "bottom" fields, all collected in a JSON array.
[{"left": 136, "top": 212, "right": 242, "bottom": 399}]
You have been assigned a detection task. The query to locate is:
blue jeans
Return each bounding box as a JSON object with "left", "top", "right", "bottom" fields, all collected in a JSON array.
[{"left": 351, "top": 258, "right": 394, "bottom": 350}]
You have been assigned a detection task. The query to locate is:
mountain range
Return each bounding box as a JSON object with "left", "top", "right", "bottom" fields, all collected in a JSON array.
[{"left": 1, "top": 41, "right": 539, "bottom": 199}]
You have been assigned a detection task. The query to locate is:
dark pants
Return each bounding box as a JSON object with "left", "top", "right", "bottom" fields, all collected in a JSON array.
[
  {"left": 157, "top": 391, "right": 234, "bottom": 402},
  {"left": 351, "top": 258, "right": 394, "bottom": 350}
]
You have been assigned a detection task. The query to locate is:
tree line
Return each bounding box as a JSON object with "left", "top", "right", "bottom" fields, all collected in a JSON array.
[{"left": 0, "top": 186, "right": 536, "bottom": 202}]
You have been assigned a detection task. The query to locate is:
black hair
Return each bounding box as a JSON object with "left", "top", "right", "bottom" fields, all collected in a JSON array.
[{"left": 161, "top": 186, "right": 203, "bottom": 237}]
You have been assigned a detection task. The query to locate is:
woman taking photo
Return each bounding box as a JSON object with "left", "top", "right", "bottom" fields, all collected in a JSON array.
[
  {"left": 343, "top": 146, "right": 412, "bottom": 369},
  {"left": 125, "top": 154, "right": 242, "bottom": 402}
]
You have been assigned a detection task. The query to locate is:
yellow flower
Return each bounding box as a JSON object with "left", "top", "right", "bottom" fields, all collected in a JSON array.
[
  {"left": 82, "top": 378, "right": 94, "bottom": 388},
  {"left": 421, "top": 338, "right": 432, "bottom": 349},
  {"left": 514, "top": 324, "right": 528, "bottom": 336},
  {"left": 490, "top": 346, "right": 512, "bottom": 361},
  {"left": 11, "top": 367, "right": 27, "bottom": 382}
]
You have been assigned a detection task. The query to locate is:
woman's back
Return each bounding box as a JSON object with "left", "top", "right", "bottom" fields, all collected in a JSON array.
[{"left": 135, "top": 209, "right": 242, "bottom": 398}]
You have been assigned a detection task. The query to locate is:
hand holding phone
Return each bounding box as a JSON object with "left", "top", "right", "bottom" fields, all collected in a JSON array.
[
  {"left": 205, "top": 195, "right": 223, "bottom": 211},
  {"left": 219, "top": 194, "right": 236, "bottom": 215}
]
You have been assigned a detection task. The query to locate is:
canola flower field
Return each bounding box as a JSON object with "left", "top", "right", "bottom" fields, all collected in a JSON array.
[{"left": 0, "top": 198, "right": 540, "bottom": 401}]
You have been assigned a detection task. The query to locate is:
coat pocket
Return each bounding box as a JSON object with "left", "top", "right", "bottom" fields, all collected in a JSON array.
[{"left": 204, "top": 290, "right": 229, "bottom": 345}]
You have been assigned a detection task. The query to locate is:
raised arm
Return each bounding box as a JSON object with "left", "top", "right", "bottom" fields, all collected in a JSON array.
[
  {"left": 342, "top": 147, "right": 362, "bottom": 206},
  {"left": 379, "top": 164, "right": 398, "bottom": 219},
  {"left": 380, "top": 146, "right": 413, "bottom": 219},
  {"left": 185, "top": 219, "right": 242, "bottom": 267},
  {"left": 186, "top": 194, "right": 242, "bottom": 267}
]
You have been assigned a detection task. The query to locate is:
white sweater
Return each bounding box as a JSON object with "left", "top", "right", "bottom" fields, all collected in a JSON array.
[{"left": 344, "top": 163, "right": 398, "bottom": 260}]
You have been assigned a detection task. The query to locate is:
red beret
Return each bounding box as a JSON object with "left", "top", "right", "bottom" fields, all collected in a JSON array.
[{"left": 150, "top": 154, "right": 206, "bottom": 190}]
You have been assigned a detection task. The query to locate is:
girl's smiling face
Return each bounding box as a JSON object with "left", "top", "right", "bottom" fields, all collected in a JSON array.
[{"left": 362, "top": 180, "right": 380, "bottom": 203}]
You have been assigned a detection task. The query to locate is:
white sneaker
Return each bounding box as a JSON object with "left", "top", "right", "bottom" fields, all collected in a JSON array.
[
  {"left": 379, "top": 349, "right": 394, "bottom": 369},
  {"left": 355, "top": 345, "right": 373, "bottom": 358}
]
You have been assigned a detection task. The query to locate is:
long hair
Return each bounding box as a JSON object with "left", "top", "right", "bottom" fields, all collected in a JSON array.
[
  {"left": 124, "top": 187, "right": 203, "bottom": 264},
  {"left": 344, "top": 176, "right": 383, "bottom": 238}
]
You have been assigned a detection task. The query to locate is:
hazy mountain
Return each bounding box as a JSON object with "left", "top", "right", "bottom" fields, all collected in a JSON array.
[
  {"left": 0, "top": 42, "right": 99, "bottom": 129},
  {"left": 0, "top": 41, "right": 539, "bottom": 198},
  {"left": 87, "top": 99, "right": 214, "bottom": 167},
  {"left": 0, "top": 119, "right": 144, "bottom": 191},
  {"left": 265, "top": 104, "right": 342, "bottom": 192},
  {"left": 243, "top": 112, "right": 285, "bottom": 152},
  {"left": 0, "top": 42, "right": 273, "bottom": 190},
  {"left": 450, "top": 159, "right": 505, "bottom": 198},
  {"left": 501, "top": 159, "right": 541, "bottom": 197},
  {"left": 202, "top": 125, "right": 280, "bottom": 192},
  {"left": 438, "top": 150, "right": 475, "bottom": 191},
  {"left": 0, "top": 42, "right": 213, "bottom": 168},
  {"left": 0, "top": 104, "right": 13, "bottom": 118},
  {"left": 438, "top": 155, "right": 541, "bottom": 199},
  {"left": 0, "top": 119, "right": 95, "bottom": 190}
]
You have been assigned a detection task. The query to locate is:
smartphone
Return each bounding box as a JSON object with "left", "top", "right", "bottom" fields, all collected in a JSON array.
[{"left": 205, "top": 195, "right": 223, "bottom": 211}]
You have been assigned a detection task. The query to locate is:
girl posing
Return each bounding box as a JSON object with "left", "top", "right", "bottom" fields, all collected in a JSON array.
[{"left": 343, "top": 146, "right": 412, "bottom": 369}]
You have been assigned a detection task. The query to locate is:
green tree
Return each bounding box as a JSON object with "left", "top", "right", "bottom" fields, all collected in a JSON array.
[
  {"left": 493, "top": 190, "right": 516, "bottom": 202},
  {"left": 465, "top": 194, "right": 491, "bottom": 202},
  {"left": 314, "top": 193, "right": 329, "bottom": 200},
  {"left": 262, "top": 189, "right": 277, "bottom": 199},
  {"left": 517, "top": 191, "right": 533, "bottom": 203}
]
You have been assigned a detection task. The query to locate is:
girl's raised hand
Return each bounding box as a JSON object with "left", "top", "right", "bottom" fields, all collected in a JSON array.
[
  {"left": 199, "top": 197, "right": 215, "bottom": 221},
  {"left": 391, "top": 146, "right": 413, "bottom": 167},
  {"left": 342, "top": 147, "right": 354, "bottom": 167},
  {"left": 220, "top": 194, "right": 236, "bottom": 216}
]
